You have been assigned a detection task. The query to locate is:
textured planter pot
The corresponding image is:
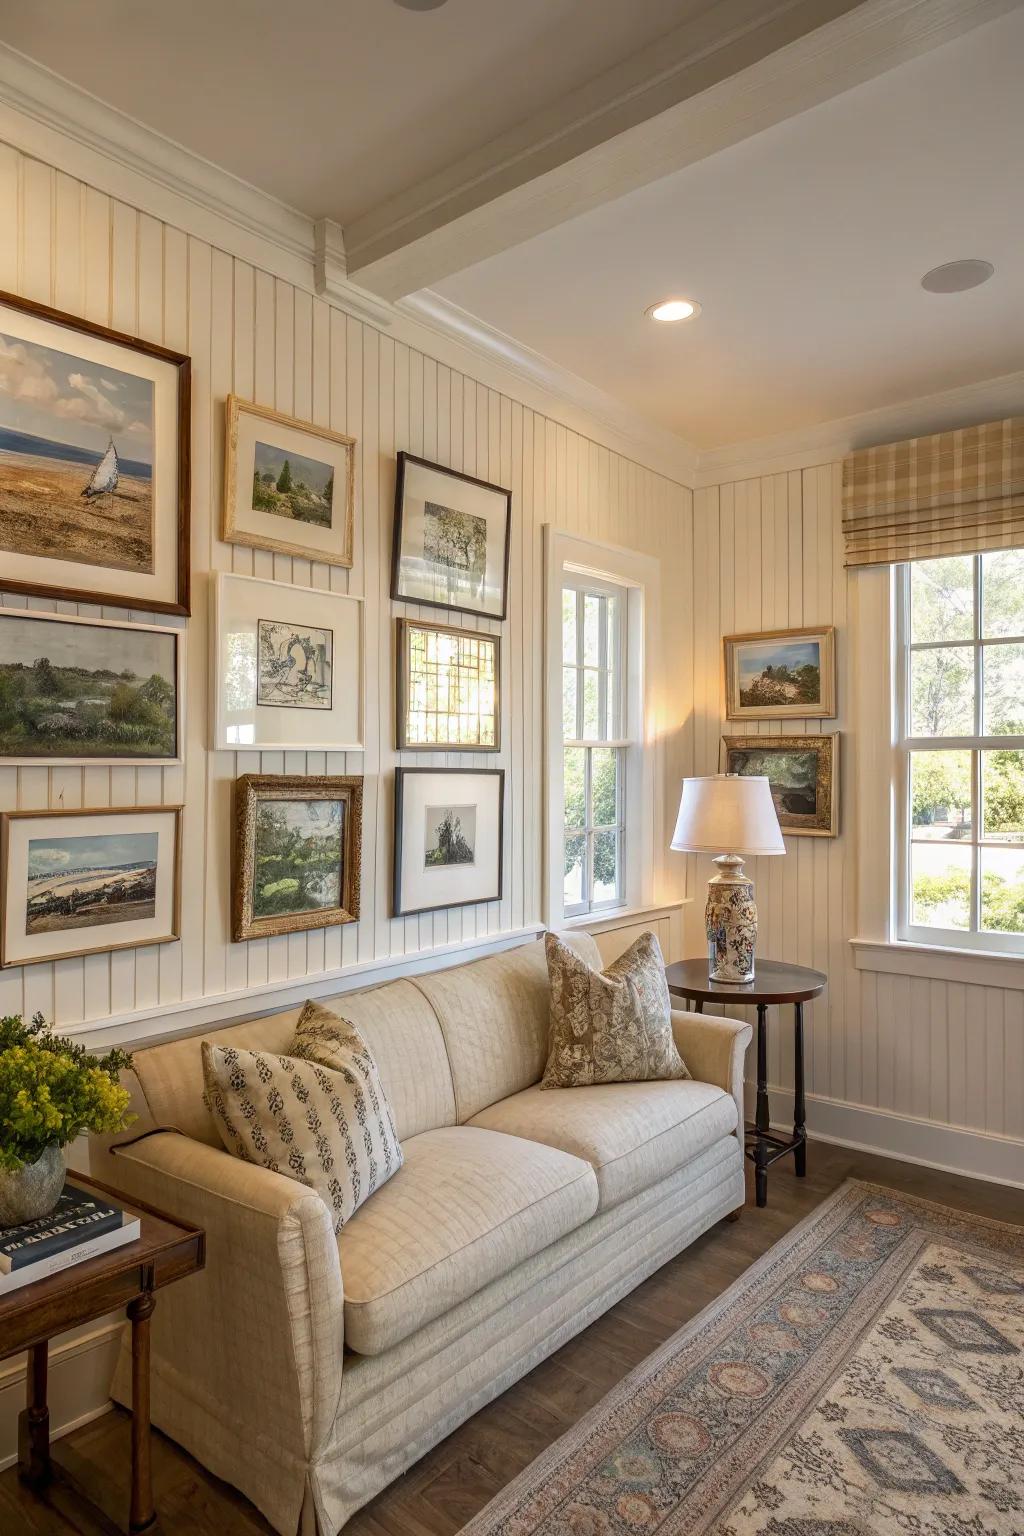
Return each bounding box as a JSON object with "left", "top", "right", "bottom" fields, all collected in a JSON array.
[{"left": 0, "top": 1143, "right": 65, "bottom": 1227}]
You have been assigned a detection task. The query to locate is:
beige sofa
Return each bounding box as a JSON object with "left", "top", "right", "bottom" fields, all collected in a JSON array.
[{"left": 91, "top": 931, "right": 750, "bottom": 1536}]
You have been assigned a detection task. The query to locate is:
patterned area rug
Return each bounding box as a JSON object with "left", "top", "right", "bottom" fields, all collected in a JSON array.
[{"left": 462, "top": 1181, "right": 1024, "bottom": 1536}]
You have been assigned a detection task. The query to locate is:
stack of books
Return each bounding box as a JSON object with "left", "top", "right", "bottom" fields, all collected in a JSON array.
[{"left": 0, "top": 1183, "right": 140, "bottom": 1294}]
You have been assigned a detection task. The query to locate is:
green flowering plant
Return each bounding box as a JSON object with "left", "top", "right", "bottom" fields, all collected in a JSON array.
[{"left": 0, "top": 1013, "right": 134, "bottom": 1172}]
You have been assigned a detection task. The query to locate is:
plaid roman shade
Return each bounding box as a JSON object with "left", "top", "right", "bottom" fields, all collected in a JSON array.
[{"left": 842, "top": 416, "right": 1024, "bottom": 567}]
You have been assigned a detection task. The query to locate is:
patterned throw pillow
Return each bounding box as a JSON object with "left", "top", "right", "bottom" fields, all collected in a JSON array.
[
  {"left": 201, "top": 1007, "right": 402, "bottom": 1231},
  {"left": 541, "top": 930, "right": 690, "bottom": 1089}
]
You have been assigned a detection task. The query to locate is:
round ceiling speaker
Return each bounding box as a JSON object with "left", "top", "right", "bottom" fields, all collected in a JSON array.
[
  {"left": 921, "top": 259, "right": 995, "bottom": 294},
  {"left": 393, "top": 0, "right": 449, "bottom": 9}
]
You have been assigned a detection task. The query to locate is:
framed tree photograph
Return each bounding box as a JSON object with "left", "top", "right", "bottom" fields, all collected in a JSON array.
[
  {"left": 233, "top": 773, "right": 362, "bottom": 941},
  {"left": 0, "top": 290, "right": 190, "bottom": 614},
  {"left": 223, "top": 395, "right": 355, "bottom": 568},
  {"left": 724, "top": 626, "right": 836, "bottom": 720},
  {"left": 0, "top": 805, "right": 182, "bottom": 967},
  {"left": 396, "top": 617, "right": 500, "bottom": 751},
  {"left": 213, "top": 573, "right": 363, "bottom": 752},
  {"left": 723, "top": 733, "right": 839, "bottom": 837},
  {"left": 0, "top": 608, "right": 183, "bottom": 765},
  {"left": 391, "top": 452, "right": 511, "bottom": 621},
  {"left": 393, "top": 766, "right": 504, "bottom": 916}
]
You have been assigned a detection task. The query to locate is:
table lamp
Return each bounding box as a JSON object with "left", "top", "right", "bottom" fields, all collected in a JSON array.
[{"left": 670, "top": 774, "right": 785, "bottom": 983}]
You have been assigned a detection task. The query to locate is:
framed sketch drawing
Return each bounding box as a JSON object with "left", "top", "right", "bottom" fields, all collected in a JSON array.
[
  {"left": 723, "top": 733, "right": 839, "bottom": 837},
  {"left": 393, "top": 766, "right": 504, "bottom": 916},
  {"left": 223, "top": 395, "right": 355, "bottom": 568},
  {"left": 724, "top": 626, "right": 836, "bottom": 720},
  {"left": 0, "top": 608, "right": 183, "bottom": 765},
  {"left": 0, "top": 290, "right": 190, "bottom": 614},
  {"left": 0, "top": 805, "right": 182, "bottom": 967},
  {"left": 213, "top": 573, "right": 363, "bottom": 751},
  {"left": 397, "top": 617, "right": 500, "bottom": 751},
  {"left": 233, "top": 773, "right": 362, "bottom": 941},
  {"left": 392, "top": 452, "right": 511, "bottom": 621}
]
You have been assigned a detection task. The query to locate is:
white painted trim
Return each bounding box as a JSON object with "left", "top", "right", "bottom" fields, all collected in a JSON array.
[
  {"left": 0, "top": 1318, "right": 121, "bottom": 1473},
  {"left": 851, "top": 937, "right": 1024, "bottom": 990},
  {"left": 745, "top": 1083, "right": 1024, "bottom": 1188},
  {"left": 562, "top": 899, "right": 691, "bottom": 935}
]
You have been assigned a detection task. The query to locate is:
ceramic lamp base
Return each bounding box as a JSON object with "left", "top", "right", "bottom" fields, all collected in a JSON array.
[{"left": 705, "top": 853, "right": 758, "bottom": 983}]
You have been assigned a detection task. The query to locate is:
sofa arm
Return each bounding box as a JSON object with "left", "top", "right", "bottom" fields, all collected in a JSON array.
[
  {"left": 100, "top": 1133, "right": 343, "bottom": 1505},
  {"left": 671, "top": 1009, "right": 751, "bottom": 1131}
]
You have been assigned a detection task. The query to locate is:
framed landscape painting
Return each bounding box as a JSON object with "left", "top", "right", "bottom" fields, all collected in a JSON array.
[
  {"left": 393, "top": 766, "right": 504, "bottom": 916},
  {"left": 724, "top": 626, "right": 836, "bottom": 720},
  {"left": 233, "top": 773, "right": 362, "bottom": 941},
  {"left": 213, "top": 573, "right": 363, "bottom": 752},
  {"left": 397, "top": 617, "right": 500, "bottom": 751},
  {"left": 0, "top": 608, "right": 183, "bottom": 764},
  {"left": 723, "top": 733, "right": 839, "bottom": 837},
  {"left": 0, "top": 805, "right": 181, "bottom": 967},
  {"left": 223, "top": 395, "right": 355, "bottom": 568},
  {"left": 392, "top": 453, "right": 511, "bottom": 621},
  {"left": 0, "top": 290, "right": 190, "bottom": 614}
]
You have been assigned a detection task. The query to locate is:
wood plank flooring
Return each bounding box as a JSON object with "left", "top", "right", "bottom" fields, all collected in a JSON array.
[{"left": 3, "top": 1143, "right": 1022, "bottom": 1535}]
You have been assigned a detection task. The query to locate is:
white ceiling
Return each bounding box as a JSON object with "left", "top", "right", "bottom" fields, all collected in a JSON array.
[{"left": 435, "top": 8, "right": 1024, "bottom": 448}]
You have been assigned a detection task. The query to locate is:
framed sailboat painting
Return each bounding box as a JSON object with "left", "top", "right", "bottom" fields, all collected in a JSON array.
[{"left": 0, "top": 290, "right": 191, "bottom": 615}]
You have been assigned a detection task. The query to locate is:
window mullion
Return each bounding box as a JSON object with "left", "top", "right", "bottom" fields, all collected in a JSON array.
[
  {"left": 584, "top": 746, "right": 593, "bottom": 909},
  {"left": 575, "top": 591, "right": 585, "bottom": 741}
]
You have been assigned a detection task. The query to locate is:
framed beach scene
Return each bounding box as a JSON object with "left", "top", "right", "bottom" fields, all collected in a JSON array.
[
  {"left": 392, "top": 453, "right": 511, "bottom": 621},
  {"left": 0, "top": 290, "right": 190, "bottom": 614},
  {"left": 223, "top": 395, "right": 355, "bottom": 567},
  {"left": 233, "top": 773, "right": 362, "bottom": 941},
  {"left": 724, "top": 626, "right": 836, "bottom": 720}
]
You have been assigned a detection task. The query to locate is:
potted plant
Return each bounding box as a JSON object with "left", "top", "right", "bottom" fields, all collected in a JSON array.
[{"left": 0, "top": 1013, "right": 134, "bottom": 1226}]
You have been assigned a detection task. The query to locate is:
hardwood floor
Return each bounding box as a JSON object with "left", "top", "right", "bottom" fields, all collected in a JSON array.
[{"left": 3, "top": 1143, "right": 1022, "bottom": 1535}]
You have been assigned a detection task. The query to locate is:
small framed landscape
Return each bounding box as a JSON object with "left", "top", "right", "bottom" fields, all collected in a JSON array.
[
  {"left": 223, "top": 395, "right": 355, "bottom": 568},
  {"left": 393, "top": 766, "right": 504, "bottom": 917},
  {"left": 397, "top": 617, "right": 500, "bottom": 751},
  {"left": 213, "top": 573, "right": 363, "bottom": 752},
  {"left": 0, "top": 289, "right": 190, "bottom": 615},
  {"left": 392, "top": 452, "right": 511, "bottom": 621},
  {"left": 0, "top": 805, "right": 182, "bottom": 968},
  {"left": 0, "top": 608, "right": 183, "bottom": 764},
  {"left": 723, "top": 733, "right": 839, "bottom": 837},
  {"left": 233, "top": 773, "right": 362, "bottom": 942},
  {"left": 724, "top": 626, "right": 836, "bottom": 720}
]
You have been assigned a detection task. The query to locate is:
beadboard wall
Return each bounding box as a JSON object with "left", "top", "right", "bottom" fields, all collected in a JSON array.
[{"left": 0, "top": 144, "right": 692, "bottom": 1039}]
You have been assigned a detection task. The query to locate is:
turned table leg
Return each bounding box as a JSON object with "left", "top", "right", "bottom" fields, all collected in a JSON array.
[
  {"left": 128, "top": 1288, "right": 157, "bottom": 1534},
  {"left": 18, "top": 1340, "right": 50, "bottom": 1488}
]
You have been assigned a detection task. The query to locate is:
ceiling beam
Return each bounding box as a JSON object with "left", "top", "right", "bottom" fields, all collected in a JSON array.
[{"left": 344, "top": 0, "right": 1021, "bottom": 300}]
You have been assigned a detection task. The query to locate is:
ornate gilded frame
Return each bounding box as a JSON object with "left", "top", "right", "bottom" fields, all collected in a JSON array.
[
  {"left": 723, "top": 625, "right": 836, "bottom": 720},
  {"left": 722, "top": 733, "right": 839, "bottom": 837}
]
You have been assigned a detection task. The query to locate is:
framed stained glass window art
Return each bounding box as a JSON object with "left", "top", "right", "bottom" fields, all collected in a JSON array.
[
  {"left": 391, "top": 453, "right": 511, "bottom": 621},
  {"left": 397, "top": 618, "right": 500, "bottom": 751}
]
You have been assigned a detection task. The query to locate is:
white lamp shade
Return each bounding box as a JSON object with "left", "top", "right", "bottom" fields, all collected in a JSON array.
[{"left": 671, "top": 774, "right": 785, "bottom": 856}]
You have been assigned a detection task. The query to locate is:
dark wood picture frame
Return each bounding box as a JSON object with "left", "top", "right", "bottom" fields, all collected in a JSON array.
[
  {"left": 0, "top": 289, "right": 191, "bottom": 616},
  {"left": 722, "top": 733, "right": 839, "bottom": 837},
  {"left": 396, "top": 616, "right": 502, "bottom": 752},
  {"left": 391, "top": 451, "right": 512, "bottom": 622},
  {"left": 233, "top": 773, "right": 363, "bottom": 941},
  {"left": 393, "top": 765, "right": 505, "bottom": 917}
]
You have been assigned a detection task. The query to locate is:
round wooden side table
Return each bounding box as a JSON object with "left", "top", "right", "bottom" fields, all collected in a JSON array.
[{"left": 664, "top": 958, "right": 827, "bottom": 1208}]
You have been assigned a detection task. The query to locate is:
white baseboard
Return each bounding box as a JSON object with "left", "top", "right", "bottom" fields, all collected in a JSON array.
[
  {"left": 745, "top": 1082, "right": 1024, "bottom": 1189},
  {"left": 0, "top": 1318, "right": 121, "bottom": 1473}
]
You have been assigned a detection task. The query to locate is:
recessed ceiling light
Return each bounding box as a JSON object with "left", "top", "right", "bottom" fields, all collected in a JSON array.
[
  {"left": 645, "top": 298, "right": 701, "bottom": 323},
  {"left": 921, "top": 259, "right": 994, "bottom": 294}
]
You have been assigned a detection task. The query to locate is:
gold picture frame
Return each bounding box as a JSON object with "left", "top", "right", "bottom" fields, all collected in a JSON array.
[
  {"left": 724, "top": 625, "right": 836, "bottom": 720},
  {"left": 233, "top": 773, "right": 362, "bottom": 942},
  {"left": 396, "top": 617, "right": 501, "bottom": 751},
  {"left": 723, "top": 733, "right": 839, "bottom": 837},
  {"left": 223, "top": 395, "right": 355, "bottom": 568}
]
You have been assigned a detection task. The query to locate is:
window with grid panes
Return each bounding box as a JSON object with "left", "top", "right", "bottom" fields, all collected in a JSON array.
[
  {"left": 562, "top": 579, "right": 628, "bottom": 915},
  {"left": 897, "top": 551, "right": 1024, "bottom": 952}
]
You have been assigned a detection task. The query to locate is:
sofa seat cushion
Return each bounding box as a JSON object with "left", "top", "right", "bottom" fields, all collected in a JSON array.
[
  {"left": 468, "top": 1079, "right": 737, "bottom": 1212},
  {"left": 338, "top": 1125, "right": 598, "bottom": 1355}
]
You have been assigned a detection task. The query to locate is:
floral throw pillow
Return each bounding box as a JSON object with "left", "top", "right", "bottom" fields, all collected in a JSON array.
[{"left": 541, "top": 930, "right": 690, "bottom": 1089}]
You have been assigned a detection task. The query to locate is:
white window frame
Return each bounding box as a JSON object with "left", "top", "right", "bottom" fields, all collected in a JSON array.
[{"left": 894, "top": 557, "right": 1024, "bottom": 956}]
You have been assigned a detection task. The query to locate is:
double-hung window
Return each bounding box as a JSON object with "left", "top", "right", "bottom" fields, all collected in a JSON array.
[
  {"left": 897, "top": 550, "right": 1024, "bottom": 952},
  {"left": 561, "top": 578, "right": 628, "bottom": 916}
]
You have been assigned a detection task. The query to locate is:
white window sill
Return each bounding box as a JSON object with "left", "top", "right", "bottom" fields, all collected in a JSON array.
[
  {"left": 850, "top": 938, "right": 1024, "bottom": 990},
  {"left": 560, "top": 899, "right": 690, "bottom": 936}
]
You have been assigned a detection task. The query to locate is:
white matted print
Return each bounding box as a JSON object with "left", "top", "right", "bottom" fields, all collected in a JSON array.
[
  {"left": 393, "top": 767, "right": 503, "bottom": 916},
  {"left": 213, "top": 573, "right": 363, "bottom": 751},
  {"left": 392, "top": 453, "right": 511, "bottom": 621},
  {"left": 223, "top": 395, "right": 354, "bottom": 567},
  {"left": 1, "top": 806, "right": 181, "bottom": 967}
]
